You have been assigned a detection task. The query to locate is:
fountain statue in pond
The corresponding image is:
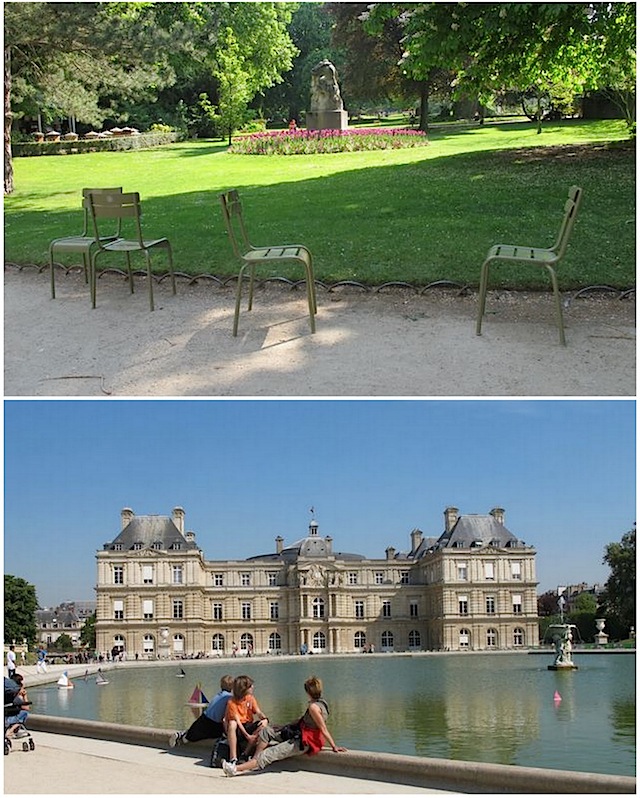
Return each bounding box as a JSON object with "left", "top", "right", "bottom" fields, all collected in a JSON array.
[
  {"left": 548, "top": 623, "right": 579, "bottom": 670},
  {"left": 306, "top": 60, "right": 348, "bottom": 131}
]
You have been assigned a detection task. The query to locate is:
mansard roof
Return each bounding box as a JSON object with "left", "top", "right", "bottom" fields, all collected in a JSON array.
[
  {"left": 437, "top": 514, "right": 528, "bottom": 550},
  {"left": 103, "top": 515, "right": 199, "bottom": 552}
]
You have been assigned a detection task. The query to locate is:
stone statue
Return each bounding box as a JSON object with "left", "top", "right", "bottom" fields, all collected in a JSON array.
[
  {"left": 307, "top": 60, "right": 348, "bottom": 131},
  {"left": 310, "top": 60, "right": 344, "bottom": 111}
]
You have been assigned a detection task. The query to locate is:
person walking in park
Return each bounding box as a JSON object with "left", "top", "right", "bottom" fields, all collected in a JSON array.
[
  {"left": 169, "top": 674, "right": 234, "bottom": 747},
  {"left": 36, "top": 647, "right": 48, "bottom": 674},
  {"left": 222, "top": 675, "right": 346, "bottom": 777}
]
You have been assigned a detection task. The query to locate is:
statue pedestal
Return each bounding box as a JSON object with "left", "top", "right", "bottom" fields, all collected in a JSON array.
[{"left": 306, "top": 110, "right": 348, "bottom": 131}]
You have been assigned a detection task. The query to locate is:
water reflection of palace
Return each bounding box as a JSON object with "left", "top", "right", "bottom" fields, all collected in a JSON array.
[{"left": 96, "top": 506, "right": 538, "bottom": 657}]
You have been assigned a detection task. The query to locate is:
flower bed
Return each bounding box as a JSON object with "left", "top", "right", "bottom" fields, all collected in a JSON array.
[{"left": 230, "top": 127, "right": 428, "bottom": 155}]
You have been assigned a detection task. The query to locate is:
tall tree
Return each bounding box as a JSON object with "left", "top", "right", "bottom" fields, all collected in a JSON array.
[
  {"left": 600, "top": 527, "right": 636, "bottom": 635},
  {"left": 4, "top": 575, "right": 38, "bottom": 646}
]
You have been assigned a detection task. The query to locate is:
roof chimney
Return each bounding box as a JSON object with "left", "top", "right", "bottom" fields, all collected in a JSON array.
[
  {"left": 275, "top": 536, "right": 284, "bottom": 554},
  {"left": 325, "top": 536, "right": 333, "bottom": 555},
  {"left": 172, "top": 507, "right": 185, "bottom": 534},
  {"left": 410, "top": 528, "right": 423, "bottom": 553},
  {"left": 385, "top": 546, "right": 396, "bottom": 560},
  {"left": 121, "top": 507, "right": 134, "bottom": 530},
  {"left": 444, "top": 506, "right": 459, "bottom": 533},
  {"left": 490, "top": 507, "right": 505, "bottom": 525}
]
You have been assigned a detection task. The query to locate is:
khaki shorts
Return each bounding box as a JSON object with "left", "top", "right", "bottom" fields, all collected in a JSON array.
[{"left": 256, "top": 725, "right": 306, "bottom": 769}]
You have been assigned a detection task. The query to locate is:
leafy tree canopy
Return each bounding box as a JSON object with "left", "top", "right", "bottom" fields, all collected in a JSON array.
[
  {"left": 4, "top": 575, "right": 38, "bottom": 646},
  {"left": 600, "top": 526, "right": 636, "bottom": 634}
]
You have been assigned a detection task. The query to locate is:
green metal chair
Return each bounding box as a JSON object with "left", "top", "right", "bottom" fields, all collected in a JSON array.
[
  {"left": 88, "top": 190, "right": 175, "bottom": 311},
  {"left": 49, "top": 187, "right": 123, "bottom": 299},
  {"left": 476, "top": 186, "right": 583, "bottom": 346},
  {"left": 219, "top": 189, "right": 317, "bottom": 336}
]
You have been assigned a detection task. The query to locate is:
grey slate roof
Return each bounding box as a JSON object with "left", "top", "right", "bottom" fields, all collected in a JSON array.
[
  {"left": 103, "top": 515, "right": 199, "bottom": 552},
  {"left": 436, "top": 514, "right": 526, "bottom": 549}
]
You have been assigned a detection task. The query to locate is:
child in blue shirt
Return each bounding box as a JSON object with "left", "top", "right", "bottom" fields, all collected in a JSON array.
[{"left": 170, "top": 674, "right": 233, "bottom": 747}]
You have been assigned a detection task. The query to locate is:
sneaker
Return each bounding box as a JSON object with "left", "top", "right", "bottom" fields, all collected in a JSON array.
[
  {"left": 222, "top": 759, "right": 237, "bottom": 777},
  {"left": 169, "top": 731, "right": 183, "bottom": 748}
]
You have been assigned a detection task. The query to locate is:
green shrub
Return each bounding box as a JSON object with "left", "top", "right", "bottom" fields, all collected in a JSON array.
[{"left": 12, "top": 131, "right": 183, "bottom": 157}]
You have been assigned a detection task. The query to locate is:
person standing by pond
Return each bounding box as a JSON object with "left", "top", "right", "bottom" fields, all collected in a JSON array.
[
  {"left": 169, "top": 674, "right": 234, "bottom": 748},
  {"left": 222, "top": 675, "right": 346, "bottom": 777}
]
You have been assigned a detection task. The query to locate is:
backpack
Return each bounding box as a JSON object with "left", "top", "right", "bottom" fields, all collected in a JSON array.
[{"left": 209, "top": 737, "right": 230, "bottom": 768}]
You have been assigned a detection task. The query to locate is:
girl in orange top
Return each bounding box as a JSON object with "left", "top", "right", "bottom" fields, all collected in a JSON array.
[{"left": 224, "top": 675, "right": 268, "bottom": 762}]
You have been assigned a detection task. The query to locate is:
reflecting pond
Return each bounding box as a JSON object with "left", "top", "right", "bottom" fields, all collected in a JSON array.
[{"left": 29, "top": 652, "right": 635, "bottom": 776}]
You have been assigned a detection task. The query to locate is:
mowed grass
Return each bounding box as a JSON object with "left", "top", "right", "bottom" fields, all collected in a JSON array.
[{"left": 5, "top": 119, "right": 635, "bottom": 289}]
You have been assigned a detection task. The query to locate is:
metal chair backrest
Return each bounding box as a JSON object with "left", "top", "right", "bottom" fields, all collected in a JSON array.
[
  {"left": 89, "top": 191, "right": 144, "bottom": 247},
  {"left": 81, "top": 187, "right": 123, "bottom": 237},
  {"left": 551, "top": 185, "right": 582, "bottom": 257},
  {"left": 219, "top": 189, "right": 252, "bottom": 258}
]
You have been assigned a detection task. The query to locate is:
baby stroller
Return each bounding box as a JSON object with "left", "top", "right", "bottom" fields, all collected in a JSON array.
[{"left": 4, "top": 677, "right": 34, "bottom": 755}]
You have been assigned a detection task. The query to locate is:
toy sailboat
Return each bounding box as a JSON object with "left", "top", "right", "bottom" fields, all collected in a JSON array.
[
  {"left": 176, "top": 668, "right": 186, "bottom": 678},
  {"left": 96, "top": 671, "right": 109, "bottom": 685},
  {"left": 186, "top": 683, "right": 209, "bottom": 707},
  {"left": 57, "top": 671, "right": 74, "bottom": 689}
]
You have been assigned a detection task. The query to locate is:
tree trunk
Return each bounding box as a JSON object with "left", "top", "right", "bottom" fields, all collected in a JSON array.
[
  {"left": 4, "top": 46, "right": 14, "bottom": 195},
  {"left": 418, "top": 80, "right": 429, "bottom": 132}
]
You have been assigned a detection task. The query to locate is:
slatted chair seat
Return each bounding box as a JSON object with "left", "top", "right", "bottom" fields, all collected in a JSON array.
[
  {"left": 476, "top": 185, "right": 582, "bottom": 346},
  {"left": 88, "top": 190, "right": 176, "bottom": 311},
  {"left": 219, "top": 189, "right": 317, "bottom": 336},
  {"left": 49, "top": 187, "right": 122, "bottom": 300}
]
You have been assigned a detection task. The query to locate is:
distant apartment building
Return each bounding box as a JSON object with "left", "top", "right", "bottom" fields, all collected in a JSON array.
[
  {"left": 95, "top": 506, "right": 539, "bottom": 657},
  {"left": 36, "top": 601, "right": 95, "bottom": 648}
]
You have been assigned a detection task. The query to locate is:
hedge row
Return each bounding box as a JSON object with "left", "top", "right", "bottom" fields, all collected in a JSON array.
[{"left": 12, "top": 131, "right": 183, "bottom": 158}]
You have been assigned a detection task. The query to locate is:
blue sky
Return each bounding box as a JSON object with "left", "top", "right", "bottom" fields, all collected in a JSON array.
[{"left": 4, "top": 399, "right": 635, "bottom": 608}]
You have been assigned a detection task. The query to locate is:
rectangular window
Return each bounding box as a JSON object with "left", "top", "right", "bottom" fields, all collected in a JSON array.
[
  {"left": 374, "top": 572, "right": 384, "bottom": 585},
  {"left": 241, "top": 573, "right": 251, "bottom": 587},
  {"left": 410, "top": 601, "right": 419, "bottom": 618},
  {"left": 348, "top": 572, "right": 358, "bottom": 585},
  {"left": 486, "top": 595, "right": 496, "bottom": 614},
  {"left": 382, "top": 600, "right": 392, "bottom": 618},
  {"left": 172, "top": 565, "right": 183, "bottom": 585},
  {"left": 400, "top": 571, "right": 410, "bottom": 585},
  {"left": 113, "top": 566, "right": 124, "bottom": 585},
  {"left": 458, "top": 595, "right": 469, "bottom": 615},
  {"left": 242, "top": 602, "right": 252, "bottom": 621},
  {"left": 457, "top": 563, "right": 468, "bottom": 581},
  {"left": 143, "top": 599, "right": 153, "bottom": 620},
  {"left": 512, "top": 594, "right": 523, "bottom": 614},
  {"left": 213, "top": 573, "right": 224, "bottom": 587},
  {"left": 113, "top": 600, "right": 124, "bottom": 620},
  {"left": 212, "top": 602, "right": 223, "bottom": 621},
  {"left": 142, "top": 565, "right": 153, "bottom": 584},
  {"left": 267, "top": 572, "right": 278, "bottom": 587},
  {"left": 270, "top": 602, "right": 279, "bottom": 621},
  {"left": 355, "top": 600, "right": 364, "bottom": 619},
  {"left": 484, "top": 562, "right": 495, "bottom": 580},
  {"left": 172, "top": 599, "right": 183, "bottom": 620},
  {"left": 511, "top": 561, "right": 522, "bottom": 580}
]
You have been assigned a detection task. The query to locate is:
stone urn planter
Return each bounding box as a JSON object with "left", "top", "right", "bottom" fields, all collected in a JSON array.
[
  {"left": 62, "top": 132, "right": 79, "bottom": 141},
  {"left": 32, "top": 132, "right": 45, "bottom": 143},
  {"left": 45, "top": 130, "right": 61, "bottom": 142}
]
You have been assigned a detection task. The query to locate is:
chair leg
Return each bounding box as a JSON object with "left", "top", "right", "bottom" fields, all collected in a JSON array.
[
  {"left": 301, "top": 258, "right": 316, "bottom": 333},
  {"left": 82, "top": 252, "right": 90, "bottom": 285},
  {"left": 546, "top": 265, "right": 566, "bottom": 346},
  {"left": 126, "top": 252, "right": 134, "bottom": 294},
  {"left": 90, "top": 253, "right": 99, "bottom": 308},
  {"left": 476, "top": 258, "right": 492, "bottom": 336},
  {"left": 145, "top": 251, "right": 155, "bottom": 312},
  {"left": 247, "top": 265, "right": 256, "bottom": 311},
  {"left": 233, "top": 264, "right": 248, "bottom": 336}
]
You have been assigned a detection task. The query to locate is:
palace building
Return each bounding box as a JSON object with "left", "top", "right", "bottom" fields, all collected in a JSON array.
[{"left": 95, "top": 506, "right": 539, "bottom": 657}]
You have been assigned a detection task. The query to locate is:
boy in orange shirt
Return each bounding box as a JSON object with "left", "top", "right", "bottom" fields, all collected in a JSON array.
[{"left": 224, "top": 674, "right": 268, "bottom": 763}]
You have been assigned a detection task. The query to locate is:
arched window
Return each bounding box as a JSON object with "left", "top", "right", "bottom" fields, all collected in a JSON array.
[
  {"left": 408, "top": 630, "right": 421, "bottom": 649},
  {"left": 143, "top": 634, "right": 154, "bottom": 654},
  {"left": 268, "top": 632, "right": 281, "bottom": 652},
  {"left": 513, "top": 627, "right": 525, "bottom": 647},
  {"left": 312, "top": 597, "right": 325, "bottom": 618},
  {"left": 459, "top": 628, "right": 471, "bottom": 648},
  {"left": 354, "top": 631, "right": 366, "bottom": 650},
  {"left": 240, "top": 632, "right": 254, "bottom": 651},
  {"left": 381, "top": 630, "right": 394, "bottom": 650},
  {"left": 313, "top": 631, "right": 326, "bottom": 651},
  {"left": 173, "top": 634, "right": 184, "bottom": 653},
  {"left": 486, "top": 628, "right": 498, "bottom": 648},
  {"left": 212, "top": 634, "right": 225, "bottom": 653}
]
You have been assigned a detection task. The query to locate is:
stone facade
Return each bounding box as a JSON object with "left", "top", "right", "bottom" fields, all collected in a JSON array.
[{"left": 95, "top": 506, "right": 538, "bottom": 657}]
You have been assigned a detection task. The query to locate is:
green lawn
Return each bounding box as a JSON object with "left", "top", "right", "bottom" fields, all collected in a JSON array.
[{"left": 5, "top": 119, "right": 635, "bottom": 289}]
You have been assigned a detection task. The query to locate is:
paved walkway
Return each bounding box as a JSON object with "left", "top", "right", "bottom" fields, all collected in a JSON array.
[
  {"left": 4, "top": 268, "right": 635, "bottom": 396},
  {"left": 4, "top": 730, "right": 451, "bottom": 795}
]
